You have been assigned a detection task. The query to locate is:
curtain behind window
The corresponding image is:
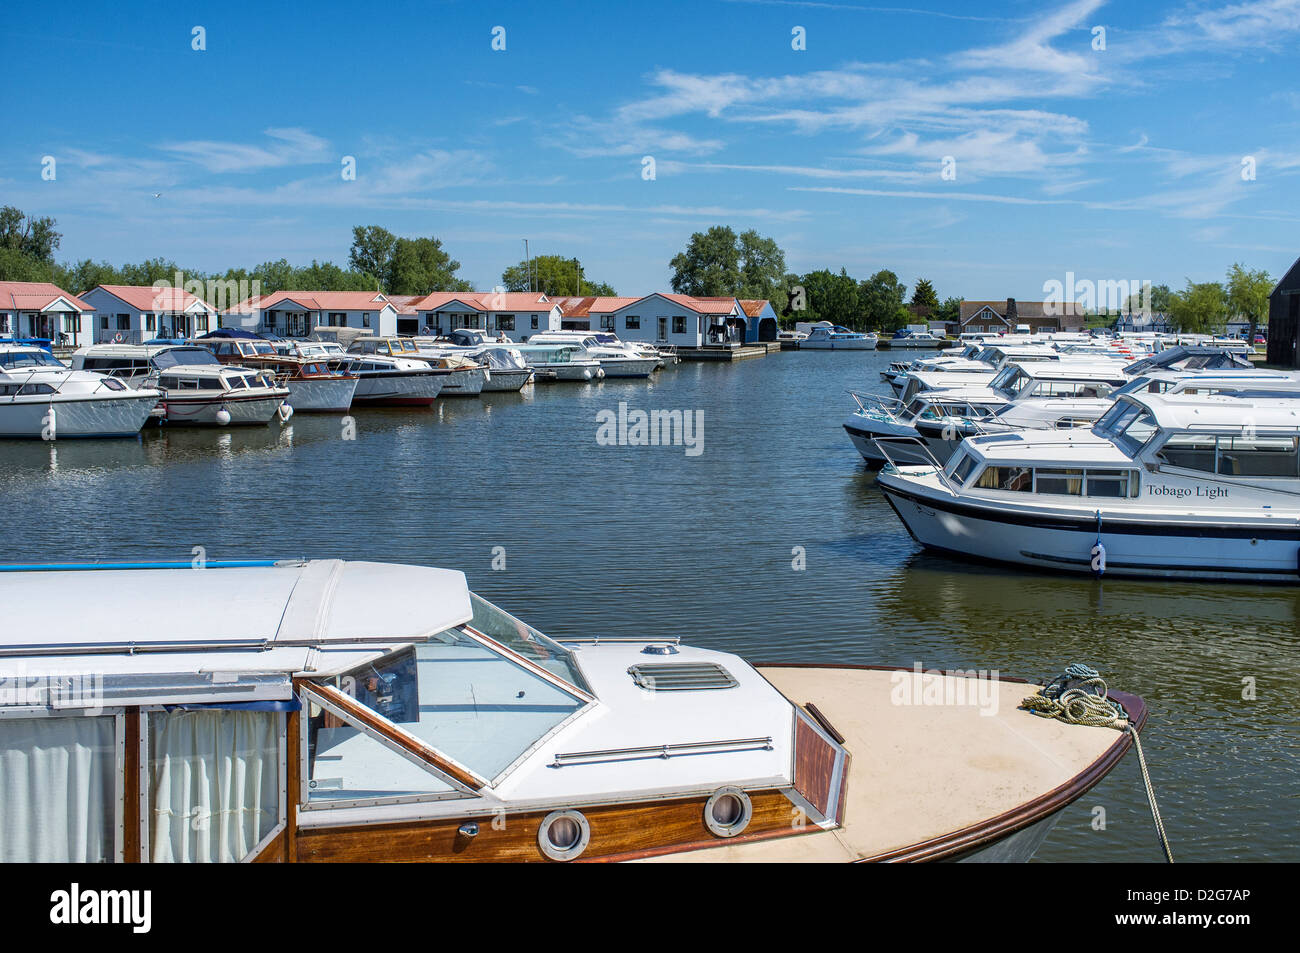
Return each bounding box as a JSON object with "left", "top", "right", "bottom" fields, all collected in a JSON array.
[
  {"left": 148, "top": 710, "right": 279, "bottom": 863},
  {"left": 0, "top": 716, "right": 115, "bottom": 862}
]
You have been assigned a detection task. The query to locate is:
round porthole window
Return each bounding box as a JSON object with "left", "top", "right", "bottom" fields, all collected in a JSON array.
[
  {"left": 704, "top": 787, "right": 753, "bottom": 838},
  {"left": 538, "top": 809, "right": 591, "bottom": 861}
]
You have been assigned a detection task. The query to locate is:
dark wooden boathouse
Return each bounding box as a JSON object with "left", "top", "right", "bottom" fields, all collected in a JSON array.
[{"left": 1267, "top": 254, "right": 1300, "bottom": 367}]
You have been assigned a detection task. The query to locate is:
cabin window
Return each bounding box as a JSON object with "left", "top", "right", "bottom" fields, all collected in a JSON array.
[
  {"left": 1034, "top": 468, "right": 1084, "bottom": 495},
  {"left": 625, "top": 315, "right": 640, "bottom": 329},
  {"left": 673, "top": 316, "right": 686, "bottom": 334},
  {"left": 143, "top": 709, "right": 282, "bottom": 863},
  {"left": 974, "top": 465, "right": 1032, "bottom": 492},
  {"left": 1085, "top": 469, "right": 1140, "bottom": 497},
  {"left": 196, "top": 316, "right": 209, "bottom": 332},
  {"left": 145, "top": 314, "right": 157, "bottom": 332},
  {"left": 497, "top": 315, "right": 515, "bottom": 331},
  {"left": 1032, "top": 380, "right": 1115, "bottom": 398},
  {"left": 15, "top": 382, "right": 56, "bottom": 396},
  {"left": 100, "top": 316, "right": 110, "bottom": 330},
  {"left": 0, "top": 713, "right": 120, "bottom": 863},
  {"left": 1155, "top": 433, "right": 1217, "bottom": 472},
  {"left": 531, "top": 316, "right": 539, "bottom": 329},
  {"left": 116, "top": 315, "right": 131, "bottom": 330},
  {"left": 949, "top": 454, "right": 977, "bottom": 485},
  {"left": 1162, "top": 434, "right": 1300, "bottom": 477}
]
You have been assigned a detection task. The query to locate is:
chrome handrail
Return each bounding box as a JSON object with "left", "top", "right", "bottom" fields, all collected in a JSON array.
[
  {"left": 848, "top": 389, "right": 904, "bottom": 415},
  {"left": 550, "top": 736, "right": 774, "bottom": 768},
  {"left": 871, "top": 435, "right": 957, "bottom": 491}
]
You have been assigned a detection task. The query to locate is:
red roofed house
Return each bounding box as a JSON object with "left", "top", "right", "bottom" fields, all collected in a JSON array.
[
  {"left": 596, "top": 294, "right": 757, "bottom": 347},
  {"left": 413, "top": 291, "right": 561, "bottom": 340},
  {"left": 224, "top": 290, "right": 398, "bottom": 338},
  {"left": 80, "top": 284, "right": 219, "bottom": 344},
  {"left": 0, "top": 280, "right": 95, "bottom": 346}
]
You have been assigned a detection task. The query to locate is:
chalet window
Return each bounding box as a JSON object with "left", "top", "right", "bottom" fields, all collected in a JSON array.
[
  {"left": 673, "top": 316, "right": 686, "bottom": 334},
  {"left": 497, "top": 315, "right": 515, "bottom": 331},
  {"left": 0, "top": 314, "right": 8, "bottom": 333},
  {"left": 362, "top": 313, "right": 371, "bottom": 328},
  {"left": 329, "top": 312, "right": 345, "bottom": 326},
  {"left": 196, "top": 315, "right": 209, "bottom": 332},
  {"left": 625, "top": 315, "right": 640, "bottom": 330},
  {"left": 531, "top": 316, "right": 539, "bottom": 329},
  {"left": 601, "top": 316, "right": 615, "bottom": 331},
  {"left": 100, "top": 316, "right": 109, "bottom": 330},
  {"left": 145, "top": 314, "right": 156, "bottom": 332},
  {"left": 117, "top": 314, "right": 131, "bottom": 330}
]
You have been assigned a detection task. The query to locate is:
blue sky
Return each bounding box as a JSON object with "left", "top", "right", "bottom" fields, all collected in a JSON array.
[{"left": 3, "top": 0, "right": 1299, "bottom": 301}]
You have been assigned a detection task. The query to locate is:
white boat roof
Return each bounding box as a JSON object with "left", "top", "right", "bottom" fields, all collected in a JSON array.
[
  {"left": 1009, "top": 361, "right": 1129, "bottom": 381},
  {"left": 0, "top": 559, "right": 471, "bottom": 665},
  {"left": 1132, "top": 393, "right": 1300, "bottom": 431}
]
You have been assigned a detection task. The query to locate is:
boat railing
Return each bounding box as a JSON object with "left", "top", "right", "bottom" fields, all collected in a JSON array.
[
  {"left": 872, "top": 435, "right": 957, "bottom": 490},
  {"left": 848, "top": 390, "right": 904, "bottom": 415}
]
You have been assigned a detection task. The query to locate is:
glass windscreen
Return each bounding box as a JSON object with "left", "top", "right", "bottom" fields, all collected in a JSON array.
[{"left": 153, "top": 347, "right": 221, "bottom": 369}]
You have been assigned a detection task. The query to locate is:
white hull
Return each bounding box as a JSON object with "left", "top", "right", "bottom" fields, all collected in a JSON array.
[
  {"left": 878, "top": 471, "right": 1300, "bottom": 582},
  {"left": 534, "top": 363, "right": 602, "bottom": 381},
  {"left": 597, "top": 357, "right": 659, "bottom": 378},
  {"left": 285, "top": 376, "right": 360, "bottom": 413},
  {"left": 802, "top": 339, "right": 878, "bottom": 350},
  {"left": 480, "top": 368, "right": 533, "bottom": 392},
  {"left": 0, "top": 393, "right": 160, "bottom": 438},
  {"left": 160, "top": 394, "right": 285, "bottom": 426},
  {"left": 352, "top": 371, "right": 444, "bottom": 406},
  {"left": 843, "top": 414, "right": 933, "bottom": 466},
  {"left": 440, "top": 367, "right": 487, "bottom": 396}
]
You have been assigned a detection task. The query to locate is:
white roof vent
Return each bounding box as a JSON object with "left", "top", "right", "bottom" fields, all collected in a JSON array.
[{"left": 627, "top": 662, "right": 738, "bottom": 692}]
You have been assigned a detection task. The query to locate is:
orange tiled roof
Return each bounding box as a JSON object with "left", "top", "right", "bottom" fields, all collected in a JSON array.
[{"left": 0, "top": 280, "right": 92, "bottom": 313}]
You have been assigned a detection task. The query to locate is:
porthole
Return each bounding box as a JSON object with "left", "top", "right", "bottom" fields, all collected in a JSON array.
[
  {"left": 703, "top": 787, "right": 752, "bottom": 838},
  {"left": 537, "top": 809, "right": 591, "bottom": 861}
]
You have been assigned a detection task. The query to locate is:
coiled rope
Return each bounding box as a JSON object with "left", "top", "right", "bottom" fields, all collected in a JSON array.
[{"left": 1022, "top": 663, "right": 1174, "bottom": 863}]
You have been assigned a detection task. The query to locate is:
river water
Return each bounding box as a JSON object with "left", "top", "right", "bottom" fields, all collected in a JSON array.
[{"left": 1, "top": 348, "right": 1294, "bottom": 862}]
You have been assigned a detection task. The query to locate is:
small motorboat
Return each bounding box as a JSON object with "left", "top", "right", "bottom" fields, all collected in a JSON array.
[
  {"left": 0, "top": 344, "right": 162, "bottom": 438},
  {"left": 0, "top": 558, "right": 1153, "bottom": 863},
  {"left": 195, "top": 335, "right": 359, "bottom": 413},
  {"left": 152, "top": 364, "right": 290, "bottom": 426},
  {"left": 801, "top": 325, "right": 879, "bottom": 350}
]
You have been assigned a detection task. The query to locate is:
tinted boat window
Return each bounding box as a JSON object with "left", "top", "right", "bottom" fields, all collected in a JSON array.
[
  {"left": 974, "top": 465, "right": 1032, "bottom": 492},
  {"left": 1035, "top": 469, "right": 1083, "bottom": 495}
]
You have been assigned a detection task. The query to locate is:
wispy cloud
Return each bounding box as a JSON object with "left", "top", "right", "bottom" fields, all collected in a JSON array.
[{"left": 160, "top": 128, "right": 332, "bottom": 173}]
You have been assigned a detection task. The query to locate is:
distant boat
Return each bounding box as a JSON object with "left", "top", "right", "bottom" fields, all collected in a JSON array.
[
  {"left": 0, "top": 343, "right": 161, "bottom": 438},
  {"left": 801, "top": 325, "right": 879, "bottom": 350},
  {"left": 887, "top": 329, "right": 948, "bottom": 349}
]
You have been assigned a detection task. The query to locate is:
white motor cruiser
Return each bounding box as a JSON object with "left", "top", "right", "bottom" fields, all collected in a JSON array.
[
  {"left": 525, "top": 331, "right": 659, "bottom": 378},
  {"left": 876, "top": 392, "right": 1300, "bottom": 582},
  {"left": 0, "top": 344, "right": 162, "bottom": 439},
  {"left": 153, "top": 364, "right": 291, "bottom": 426}
]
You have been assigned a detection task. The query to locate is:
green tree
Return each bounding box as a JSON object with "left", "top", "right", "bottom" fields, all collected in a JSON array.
[
  {"left": 1225, "top": 262, "right": 1273, "bottom": 343},
  {"left": 859, "top": 269, "right": 907, "bottom": 332},
  {"left": 910, "top": 278, "right": 939, "bottom": 310},
  {"left": 935, "top": 295, "right": 963, "bottom": 325},
  {"left": 501, "top": 255, "right": 612, "bottom": 296},
  {"left": 388, "top": 237, "right": 471, "bottom": 295},
  {"left": 0, "top": 246, "right": 53, "bottom": 282},
  {"left": 1125, "top": 282, "right": 1172, "bottom": 315},
  {"left": 0, "top": 206, "right": 62, "bottom": 263},
  {"left": 348, "top": 225, "right": 398, "bottom": 286},
  {"left": 52, "top": 259, "right": 121, "bottom": 295},
  {"left": 1167, "top": 279, "right": 1228, "bottom": 334},
  {"left": 737, "top": 229, "right": 787, "bottom": 311},
  {"left": 798, "top": 269, "right": 860, "bottom": 329},
  {"left": 670, "top": 226, "right": 742, "bottom": 297}
]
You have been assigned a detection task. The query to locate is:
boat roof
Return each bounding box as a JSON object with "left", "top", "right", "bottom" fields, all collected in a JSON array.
[
  {"left": 0, "top": 560, "right": 472, "bottom": 692},
  {"left": 1131, "top": 393, "right": 1300, "bottom": 431},
  {"left": 1005, "top": 361, "right": 1128, "bottom": 380}
]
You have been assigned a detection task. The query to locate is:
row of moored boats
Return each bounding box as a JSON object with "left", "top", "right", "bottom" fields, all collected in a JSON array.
[
  {"left": 845, "top": 332, "right": 1299, "bottom": 582},
  {"left": 0, "top": 329, "right": 674, "bottom": 437}
]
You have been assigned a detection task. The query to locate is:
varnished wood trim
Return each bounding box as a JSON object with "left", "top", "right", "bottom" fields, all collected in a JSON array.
[
  {"left": 294, "top": 790, "right": 806, "bottom": 863},
  {"left": 285, "top": 708, "right": 299, "bottom": 863},
  {"left": 804, "top": 702, "right": 846, "bottom": 744},
  {"left": 793, "top": 715, "right": 836, "bottom": 817},
  {"left": 296, "top": 679, "right": 485, "bottom": 791},
  {"left": 244, "top": 823, "right": 287, "bottom": 863},
  {"left": 123, "top": 709, "right": 140, "bottom": 863}
]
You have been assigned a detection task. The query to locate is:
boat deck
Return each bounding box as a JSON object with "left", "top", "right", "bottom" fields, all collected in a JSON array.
[{"left": 640, "top": 665, "right": 1142, "bottom": 862}]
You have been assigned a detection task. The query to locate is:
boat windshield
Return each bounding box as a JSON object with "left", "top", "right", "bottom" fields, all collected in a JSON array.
[
  {"left": 991, "top": 366, "right": 1033, "bottom": 399},
  {"left": 0, "top": 350, "right": 63, "bottom": 369},
  {"left": 153, "top": 347, "right": 220, "bottom": 369},
  {"left": 315, "top": 595, "right": 589, "bottom": 783},
  {"left": 1094, "top": 400, "right": 1159, "bottom": 454}
]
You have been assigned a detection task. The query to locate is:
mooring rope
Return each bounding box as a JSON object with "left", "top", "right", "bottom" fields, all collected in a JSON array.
[{"left": 1022, "top": 663, "right": 1174, "bottom": 863}]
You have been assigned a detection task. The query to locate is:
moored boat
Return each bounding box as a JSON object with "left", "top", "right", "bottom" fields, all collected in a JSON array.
[
  {"left": 0, "top": 344, "right": 162, "bottom": 438},
  {"left": 0, "top": 558, "right": 1151, "bottom": 863},
  {"left": 876, "top": 392, "right": 1300, "bottom": 582}
]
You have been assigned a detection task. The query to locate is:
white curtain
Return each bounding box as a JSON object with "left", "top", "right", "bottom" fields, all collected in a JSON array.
[
  {"left": 148, "top": 710, "right": 279, "bottom": 863},
  {"left": 0, "top": 716, "right": 115, "bottom": 863}
]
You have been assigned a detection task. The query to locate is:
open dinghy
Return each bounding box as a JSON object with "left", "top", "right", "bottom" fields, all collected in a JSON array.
[{"left": 0, "top": 559, "right": 1150, "bottom": 863}]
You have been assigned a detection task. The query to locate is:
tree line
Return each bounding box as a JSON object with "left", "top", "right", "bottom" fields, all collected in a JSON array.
[{"left": 0, "top": 206, "right": 1276, "bottom": 337}]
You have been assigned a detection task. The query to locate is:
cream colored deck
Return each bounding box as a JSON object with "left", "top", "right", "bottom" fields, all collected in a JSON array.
[{"left": 641, "top": 666, "right": 1126, "bottom": 863}]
